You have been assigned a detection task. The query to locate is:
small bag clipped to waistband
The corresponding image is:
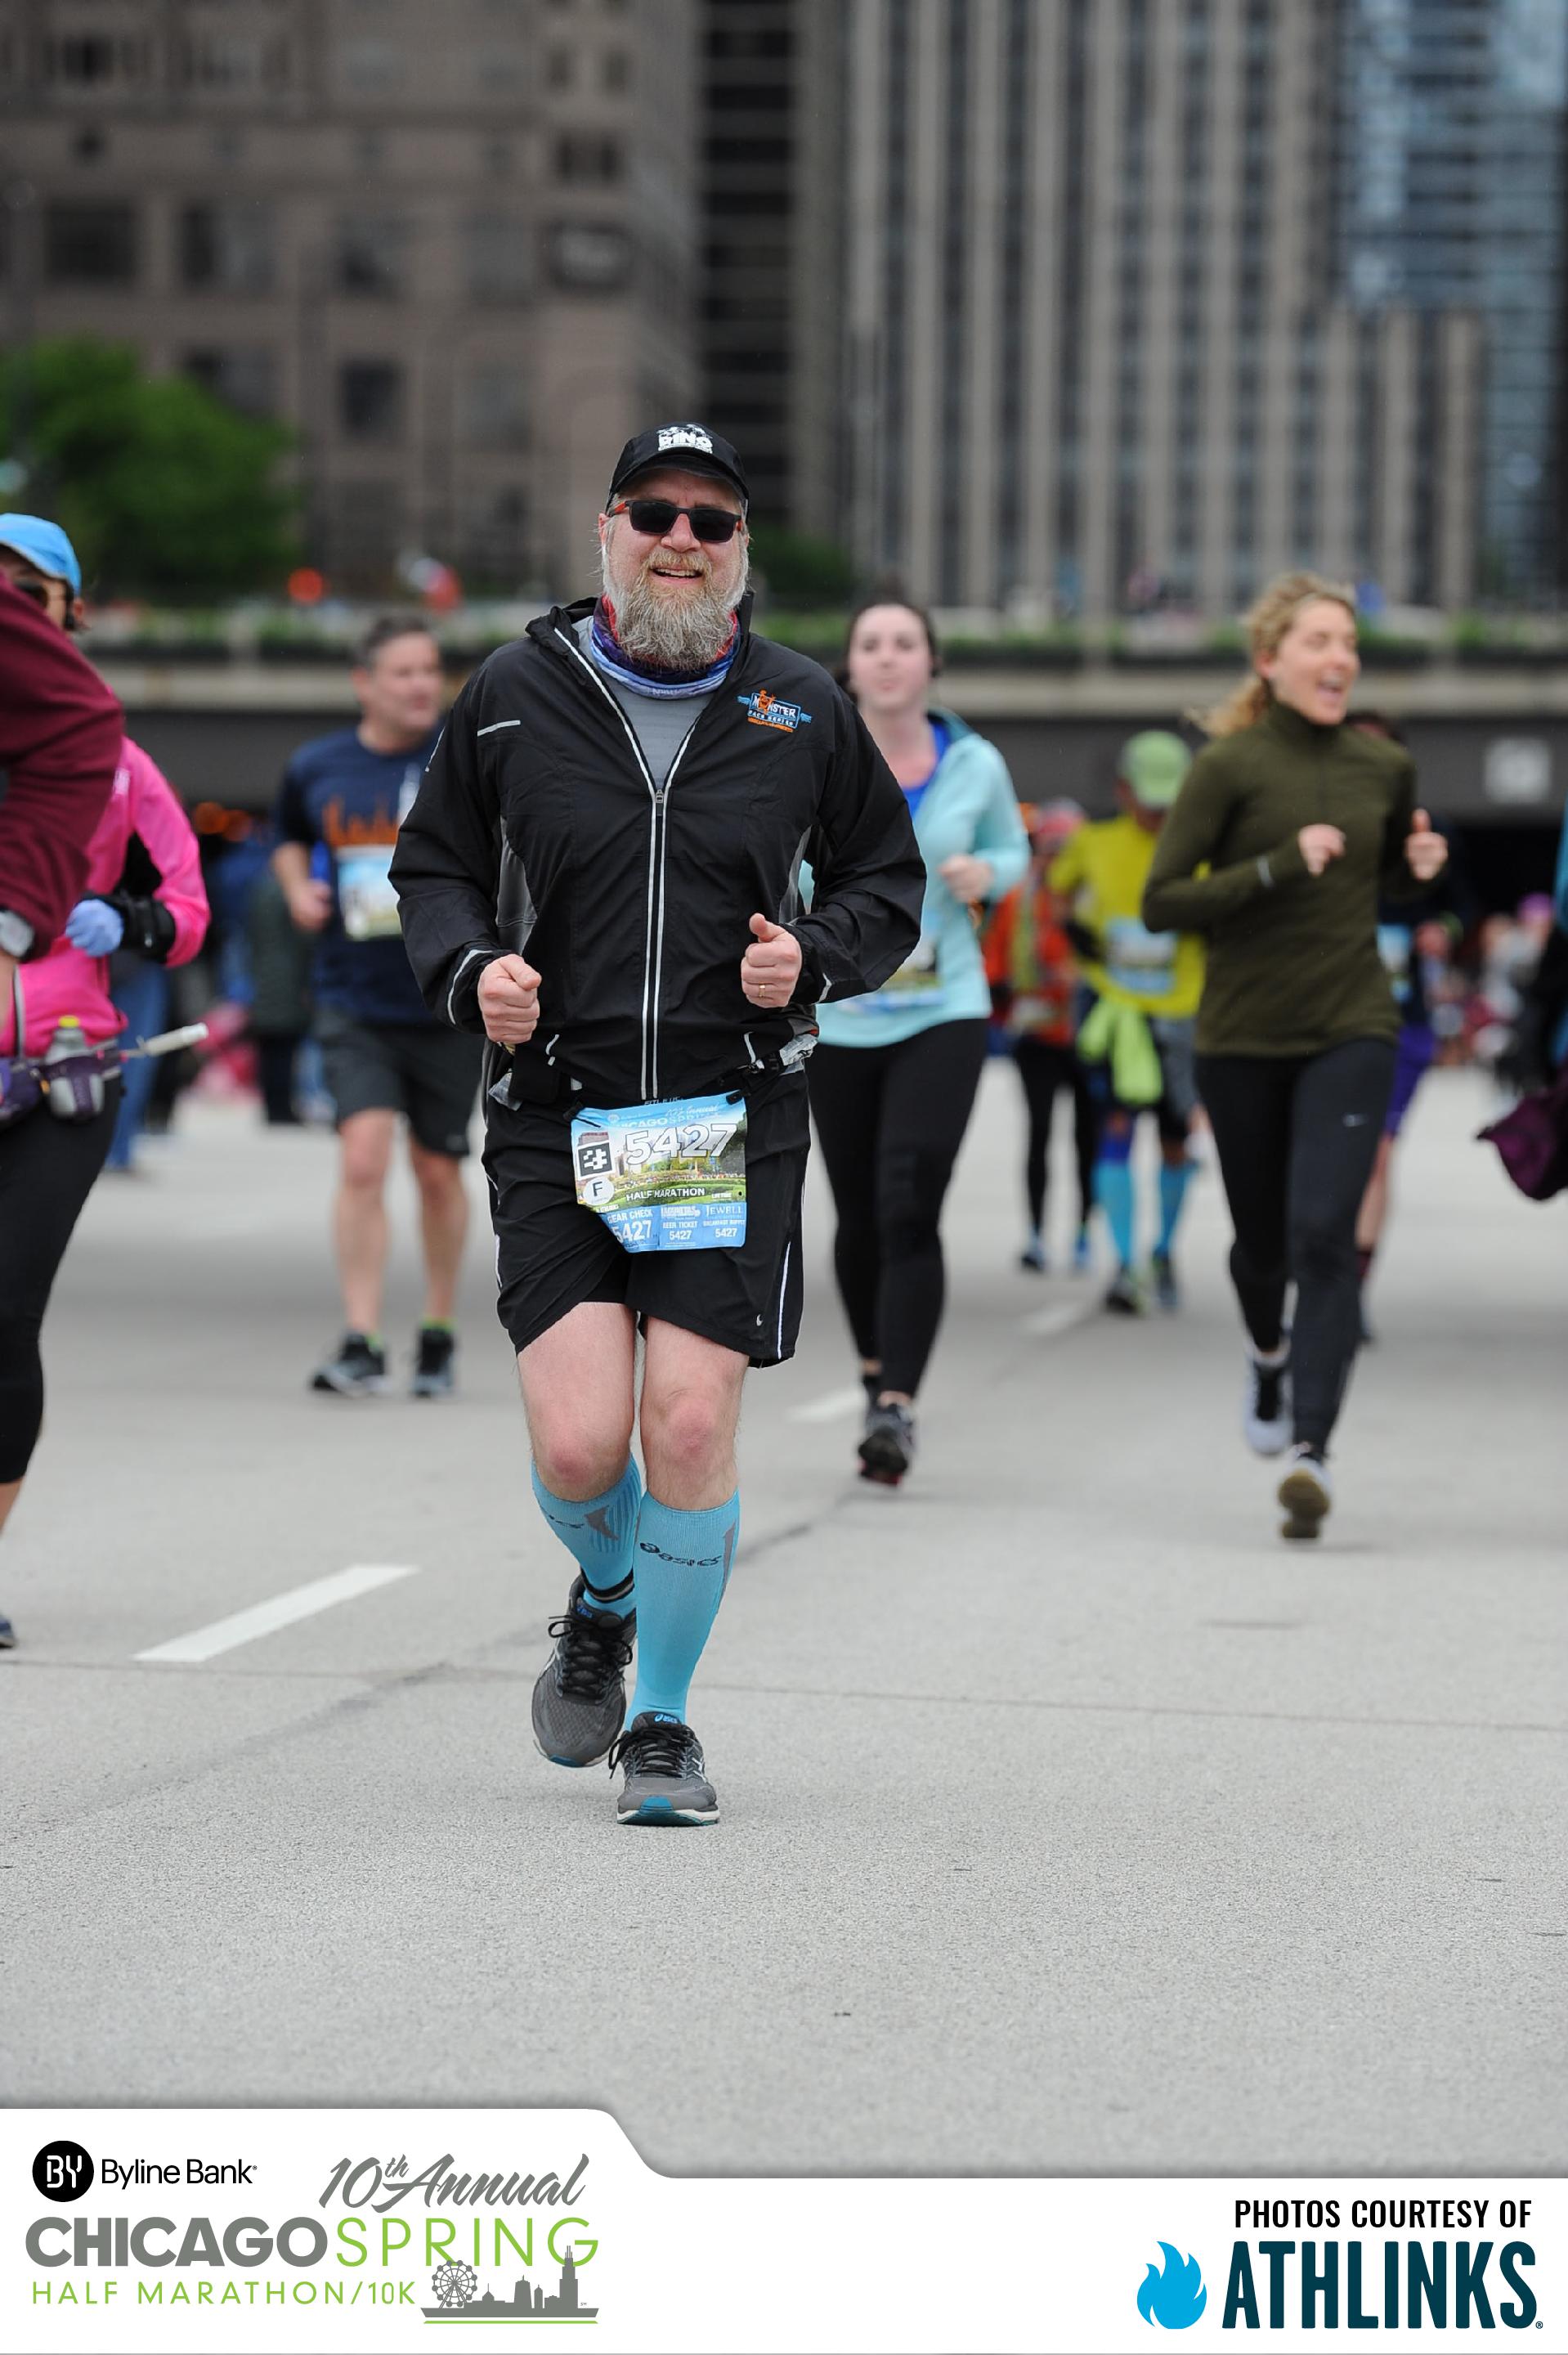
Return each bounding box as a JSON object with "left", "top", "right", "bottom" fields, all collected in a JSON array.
[
  {"left": 0, "top": 968, "right": 43, "bottom": 1129},
  {"left": 487, "top": 1031, "right": 582, "bottom": 1111}
]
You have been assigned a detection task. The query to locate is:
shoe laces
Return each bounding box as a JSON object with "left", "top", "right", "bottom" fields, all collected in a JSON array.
[
  {"left": 547, "top": 1608, "right": 634, "bottom": 1698},
  {"left": 608, "top": 1716, "right": 695, "bottom": 1779}
]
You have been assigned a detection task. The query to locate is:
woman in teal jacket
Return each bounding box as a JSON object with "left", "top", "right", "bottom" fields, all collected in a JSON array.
[{"left": 807, "top": 600, "right": 1028, "bottom": 1485}]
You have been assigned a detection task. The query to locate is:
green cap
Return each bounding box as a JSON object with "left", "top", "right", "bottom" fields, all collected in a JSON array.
[{"left": 1118, "top": 730, "right": 1191, "bottom": 810}]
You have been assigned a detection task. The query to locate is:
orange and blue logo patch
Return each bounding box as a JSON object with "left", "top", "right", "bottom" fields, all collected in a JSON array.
[{"left": 737, "top": 689, "right": 813, "bottom": 732}]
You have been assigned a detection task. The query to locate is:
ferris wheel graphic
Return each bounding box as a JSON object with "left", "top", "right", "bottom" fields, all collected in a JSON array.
[{"left": 429, "top": 2259, "right": 479, "bottom": 2309}]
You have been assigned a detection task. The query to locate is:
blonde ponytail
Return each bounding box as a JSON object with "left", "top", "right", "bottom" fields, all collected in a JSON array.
[{"left": 1199, "top": 571, "right": 1357, "bottom": 738}]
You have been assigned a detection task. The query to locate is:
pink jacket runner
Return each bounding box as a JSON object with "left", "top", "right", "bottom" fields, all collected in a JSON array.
[{"left": 0, "top": 738, "right": 209, "bottom": 1057}]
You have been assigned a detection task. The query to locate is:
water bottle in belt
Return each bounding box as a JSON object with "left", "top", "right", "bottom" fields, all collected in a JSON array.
[{"left": 43, "top": 1017, "right": 110, "bottom": 1120}]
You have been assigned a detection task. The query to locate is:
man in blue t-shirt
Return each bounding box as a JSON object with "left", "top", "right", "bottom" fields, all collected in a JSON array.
[{"left": 273, "top": 616, "right": 482, "bottom": 1397}]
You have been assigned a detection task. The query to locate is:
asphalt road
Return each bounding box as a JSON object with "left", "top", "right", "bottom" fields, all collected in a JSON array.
[{"left": 3, "top": 1063, "right": 1563, "bottom": 2176}]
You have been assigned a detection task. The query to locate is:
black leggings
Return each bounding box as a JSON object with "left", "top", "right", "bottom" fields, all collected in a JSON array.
[
  {"left": 0, "top": 1089, "right": 119, "bottom": 1483},
  {"left": 808, "top": 1020, "right": 988, "bottom": 1398},
  {"left": 1012, "top": 1036, "right": 1095, "bottom": 1231},
  {"left": 1196, "top": 1040, "right": 1396, "bottom": 1456}
]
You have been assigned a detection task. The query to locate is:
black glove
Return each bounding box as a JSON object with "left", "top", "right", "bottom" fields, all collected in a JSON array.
[{"left": 106, "top": 892, "right": 178, "bottom": 962}]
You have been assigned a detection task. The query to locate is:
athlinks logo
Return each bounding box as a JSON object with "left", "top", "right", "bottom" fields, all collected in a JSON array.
[{"left": 1138, "top": 2243, "right": 1207, "bottom": 2330}]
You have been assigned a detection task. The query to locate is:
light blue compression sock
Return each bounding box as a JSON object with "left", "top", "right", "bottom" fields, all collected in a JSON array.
[
  {"left": 1158, "top": 1160, "right": 1194, "bottom": 1254},
  {"left": 531, "top": 1459, "right": 642, "bottom": 1618},
  {"left": 626, "top": 1490, "right": 740, "bottom": 1725},
  {"left": 1095, "top": 1158, "right": 1136, "bottom": 1270}
]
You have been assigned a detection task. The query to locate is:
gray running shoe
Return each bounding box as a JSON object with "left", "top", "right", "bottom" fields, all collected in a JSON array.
[
  {"left": 858, "top": 1400, "right": 916, "bottom": 1486},
  {"left": 310, "top": 1331, "right": 387, "bottom": 1395},
  {"left": 610, "top": 1712, "right": 719, "bottom": 1826},
  {"left": 410, "top": 1325, "right": 456, "bottom": 1398},
  {"left": 1278, "top": 1447, "right": 1333, "bottom": 1541},
  {"left": 531, "top": 1575, "right": 635, "bottom": 1767},
  {"left": 1150, "top": 1249, "right": 1180, "bottom": 1312}
]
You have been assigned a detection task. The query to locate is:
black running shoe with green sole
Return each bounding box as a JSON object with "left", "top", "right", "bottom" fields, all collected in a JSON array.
[
  {"left": 410, "top": 1325, "right": 456, "bottom": 1397},
  {"left": 531, "top": 1575, "right": 635, "bottom": 1766},
  {"left": 609, "top": 1712, "right": 719, "bottom": 1825}
]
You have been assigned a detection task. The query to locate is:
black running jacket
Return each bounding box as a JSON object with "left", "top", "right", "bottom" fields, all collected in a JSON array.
[{"left": 390, "top": 598, "right": 925, "bottom": 1104}]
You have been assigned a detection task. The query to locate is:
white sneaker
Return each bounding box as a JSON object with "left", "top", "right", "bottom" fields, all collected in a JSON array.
[
  {"left": 1242, "top": 1347, "right": 1292, "bottom": 1456},
  {"left": 1277, "top": 1445, "right": 1333, "bottom": 1542}
]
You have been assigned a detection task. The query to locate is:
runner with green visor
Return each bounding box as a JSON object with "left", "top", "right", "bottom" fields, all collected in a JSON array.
[{"left": 1049, "top": 731, "right": 1205, "bottom": 1314}]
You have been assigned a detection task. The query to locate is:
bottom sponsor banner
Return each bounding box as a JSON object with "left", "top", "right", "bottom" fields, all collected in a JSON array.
[{"left": 0, "top": 2113, "right": 1560, "bottom": 2355}]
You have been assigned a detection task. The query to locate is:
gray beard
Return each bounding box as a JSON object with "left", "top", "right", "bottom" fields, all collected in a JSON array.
[{"left": 602, "top": 547, "right": 747, "bottom": 671}]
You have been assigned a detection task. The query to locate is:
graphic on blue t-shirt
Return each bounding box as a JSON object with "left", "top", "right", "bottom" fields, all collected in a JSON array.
[{"left": 274, "top": 727, "right": 438, "bottom": 1025}]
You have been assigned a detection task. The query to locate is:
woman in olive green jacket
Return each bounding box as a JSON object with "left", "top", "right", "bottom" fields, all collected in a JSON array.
[{"left": 1143, "top": 572, "right": 1447, "bottom": 1542}]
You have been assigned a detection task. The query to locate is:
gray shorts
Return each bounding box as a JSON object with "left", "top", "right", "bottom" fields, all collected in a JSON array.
[{"left": 315, "top": 1009, "right": 482, "bottom": 1159}]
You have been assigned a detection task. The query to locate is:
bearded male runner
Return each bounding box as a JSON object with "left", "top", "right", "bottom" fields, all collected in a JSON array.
[{"left": 392, "top": 424, "right": 923, "bottom": 1823}]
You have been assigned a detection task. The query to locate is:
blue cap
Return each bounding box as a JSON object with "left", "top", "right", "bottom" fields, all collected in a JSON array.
[{"left": 0, "top": 514, "right": 82, "bottom": 595}]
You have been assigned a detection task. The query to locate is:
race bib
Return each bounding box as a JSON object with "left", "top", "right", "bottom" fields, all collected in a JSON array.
[
  {"left": 336, "top": 844, "right": 402, "bottom": 942},
  {"left": 850, "top": 934, "right": 948, "bottom": 1017},
  {"left": 1104, "top": 917, "right": 1176, "bottom": 1000},
  {"left": 571, "top": 1093, "right": 747, "bottom": 1253}
]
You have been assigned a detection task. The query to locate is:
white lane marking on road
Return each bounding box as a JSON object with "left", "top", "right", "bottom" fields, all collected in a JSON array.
[
  {"left": 135, "top": 1564, "right": 420, "bottom": 1664},
  {"left": 1017, "top": 1298, "right": 1098, "bottom": 1340},
  {"left": 791, "top": 1298, "right": 1095, "bottom": 1421},
  {"left": 787, "top": 1384, "right": 869, "bottom": 1425}
]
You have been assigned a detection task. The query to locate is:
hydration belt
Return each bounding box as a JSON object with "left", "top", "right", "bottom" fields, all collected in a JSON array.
[{"left": 488, "top": 1022, "right": 818, "bottom": 1114}]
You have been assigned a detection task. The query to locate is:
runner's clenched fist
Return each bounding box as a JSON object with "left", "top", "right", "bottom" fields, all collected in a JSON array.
[
  {"left": 1404, "top": 808, "right": 1448, "bottom": 883},
  {"left": 1296, "top": 823, "right": 1346, "bottom": 877},
  {"left": 740, "top": 913, "right": 803, "bottom": 1009},
  {"left": 477, "top": 953, "right": 541, "bottom": 1045}
]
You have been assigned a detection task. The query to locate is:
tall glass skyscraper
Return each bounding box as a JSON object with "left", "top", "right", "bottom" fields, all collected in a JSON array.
[{"left": 1335, "top": 0, "right": 1568, "bottom": 602}]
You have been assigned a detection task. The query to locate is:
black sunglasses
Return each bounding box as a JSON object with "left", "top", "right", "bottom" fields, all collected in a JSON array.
[
  {"left": 6, "top": 576, "right": 52, "bottom": 611},
  {"left": 609, "top": 497, "right": 745, "bottom": 545}
]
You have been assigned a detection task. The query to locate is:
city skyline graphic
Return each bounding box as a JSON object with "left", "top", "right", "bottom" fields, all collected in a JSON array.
[{"left": 423, "top": 2248, "right": 599, "bottom": 2325}]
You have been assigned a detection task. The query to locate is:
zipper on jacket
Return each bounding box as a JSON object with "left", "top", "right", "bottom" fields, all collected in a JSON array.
[{"left": 553, "top": 627, "right": 701, "bottom": 1099}]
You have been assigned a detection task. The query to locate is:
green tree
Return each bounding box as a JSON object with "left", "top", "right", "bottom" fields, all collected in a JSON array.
[
  {"left": 0, "top": 338, "right": 298, "bottom": 599},
  {"left": 747, "top": 523, "right": 857, "bottom": 610}
]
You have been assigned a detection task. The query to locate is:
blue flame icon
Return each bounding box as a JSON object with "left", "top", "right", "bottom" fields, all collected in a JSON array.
[{"left": 1137, "top": 2243, "right": 1207, "bottom": 2330}]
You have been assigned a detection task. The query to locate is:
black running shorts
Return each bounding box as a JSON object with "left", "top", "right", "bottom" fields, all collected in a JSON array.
[
  {"left": 484, "top": 1070, "right": 809, "bottom": 1366},
  {"left": 316, "top": 1009, "right": 483, "bottom": 1159}
]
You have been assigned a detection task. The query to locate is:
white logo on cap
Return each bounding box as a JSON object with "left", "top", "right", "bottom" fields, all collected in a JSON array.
[{"left": 657, "top": 424, "right": 715, "bottom": 455}]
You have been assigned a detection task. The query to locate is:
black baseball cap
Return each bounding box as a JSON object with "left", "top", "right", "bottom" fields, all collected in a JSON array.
[{"left": 606, "top": 423, "right": 749, "bottom": 512}]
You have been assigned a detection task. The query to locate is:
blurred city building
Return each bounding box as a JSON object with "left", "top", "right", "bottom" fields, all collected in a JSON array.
[
  {"left": 0, "top": 0, "right": 700, "bottom": 591},
  {"left": 5, "top": 0, "right": 1566, "bottom": 620},
  {"left": 840, "top": 0, "right": 1568, "bottom": 619},
  {"left": 697, "top": 0, "right": 844, "bottom": 536},
  {"left": 1336, "top": 0, "right": 1568, "bottom": 607}
]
